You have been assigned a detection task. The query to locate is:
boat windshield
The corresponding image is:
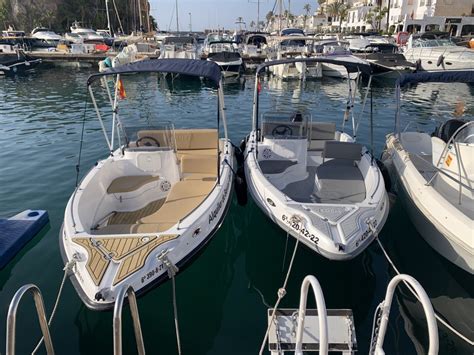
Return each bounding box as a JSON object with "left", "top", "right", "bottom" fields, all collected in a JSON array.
[
  {"left": 412, "top": 39, "right": 456, "bottom": 48},
  {"left": 122, "top": 123, "right": 176, "bottom": 151},
  {"left": 454, "top": 121, "right": 474, "bottom": 144},
  {"left": 261, "top": 111, "right": 309, "bottom": 140}
]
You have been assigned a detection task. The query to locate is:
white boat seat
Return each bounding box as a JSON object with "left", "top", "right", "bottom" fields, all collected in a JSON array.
[
  {"left": 315, "top": 159, "right": 366, "bottom": 204},
  {"left": 322, "top": 141, "right": 362, "bottom": 161},
  {"left": 309, "top": 122, "right": 336, "bottom": 151},
  {"left": 259, "top": 160, "right": 297, "bottom": 174},
  {"left": 107, "top": 175, "right": 160, "bottom": 194}
]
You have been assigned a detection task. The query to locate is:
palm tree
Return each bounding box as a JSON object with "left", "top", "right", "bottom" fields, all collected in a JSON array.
[
  {"left": 317, "top": 0, "right": 326, "bottom": 15},
  {"left": 326, "top": 1, "right": 350, "bottom": 31},
  {"left": 303, "top": 4, "right": 311, "bottom": 28},
  {"left": 266, "top": 10, "right": 274, "bottom": 22}
]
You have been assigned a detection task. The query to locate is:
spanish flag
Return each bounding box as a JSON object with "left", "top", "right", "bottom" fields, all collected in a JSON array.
[{"left": 117, "top": 79, "right": 126, "bottom": 99}]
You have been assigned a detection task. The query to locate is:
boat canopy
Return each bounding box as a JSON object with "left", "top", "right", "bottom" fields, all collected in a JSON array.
[
  {"left": 163, "top": 36, "right": 195, "bottom": 45},
  {"left": 398, "top": 70, "right": 474, "bottom": 87},
  {"left": 256, "top": 57, "right": 372, "bottom": 75},
  {"left": 87, "top": 58, "right": 222, "bottom": 86}
]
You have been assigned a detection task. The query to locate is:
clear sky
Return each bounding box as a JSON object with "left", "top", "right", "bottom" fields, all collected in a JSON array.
[{"left": 150, "top": 0, "right": 319, "bottom": 32}]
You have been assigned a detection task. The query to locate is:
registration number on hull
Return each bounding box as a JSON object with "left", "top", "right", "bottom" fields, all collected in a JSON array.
[{"left": 282, "top": 214, "right": 319, "bottom": 245}]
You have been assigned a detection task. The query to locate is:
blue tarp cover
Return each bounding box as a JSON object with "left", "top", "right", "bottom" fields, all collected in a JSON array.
[
  {"left": 87, "top": 58, "right": 222, "bottom": 86},
  {"left": 398, "top": 70, "right": 474, "bottom": 87}
]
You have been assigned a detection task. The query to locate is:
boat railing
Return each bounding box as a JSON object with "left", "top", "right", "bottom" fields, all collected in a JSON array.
[
  {"left": 295, "top": 275, "right": 328, "bottom": 355},
  {"left": 113, "top": 286, "right": 145, "bottom": 355},
  {"left": 6, "top": 284, "right": 55, "bottom": 355},
  {"left": 370, "top": 274, "right": 438, "bottom": 355},
  {"left": 428, "top": 120, "right": 474, "bottom": 204}
]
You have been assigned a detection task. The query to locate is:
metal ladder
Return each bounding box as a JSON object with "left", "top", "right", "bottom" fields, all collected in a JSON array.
[
  {"left": 113, "top": 285, "right": 146, "bottom": 355},
  {"left": 6, "top": 284, "right": 55, "bottom": 355},
  {"left": 6, "top": 284, "right": 146, "bottom": 355},
  {"left": 370, "top": 274, "right": 438, "bottom": 355},
  {"left": 267, "top": 275, "right": 356, "bottom": 355}
]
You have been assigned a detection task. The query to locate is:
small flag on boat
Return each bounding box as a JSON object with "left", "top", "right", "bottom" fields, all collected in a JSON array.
[
  {"left": 257, "top": 79, "right": 262, "bottom": 93},
  {"left": 117, "top": 79, "right": 126, "bottom": 99}
]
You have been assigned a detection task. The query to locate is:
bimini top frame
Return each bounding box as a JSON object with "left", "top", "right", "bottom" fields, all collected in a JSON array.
[
  {"left": 252, "top": 57, "right": 373, "bottom": 142},
  {"left": 85, "top": 58, "right": 228, "bottom": 154}
]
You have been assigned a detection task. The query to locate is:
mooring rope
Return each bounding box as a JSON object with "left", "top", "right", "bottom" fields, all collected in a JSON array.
[
  {"left": 375, "top": 237, "right": 474, "bottom": 346},
  {"left": 258, "top": 237, "right": 299, "bottom": 355},
  {"left": 31, "top": 261, "right": 76, "bottom": 355},
  {"left": 159, "top": 252, "right": 182, "bottom": 355}
]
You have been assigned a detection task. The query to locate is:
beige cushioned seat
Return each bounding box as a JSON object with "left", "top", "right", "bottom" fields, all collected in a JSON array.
[
  {"left": 139, "top": 180, "right": 215, "bottom": 224},
  {"left": 107, "top": 175, "right": 160, "bottom": 194},
  {"left": 94, "top": 180, "right": 216, "bottom": 235}
]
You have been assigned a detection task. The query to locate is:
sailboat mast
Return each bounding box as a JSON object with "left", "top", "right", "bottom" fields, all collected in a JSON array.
[
  {"left": 257, "top": 0, "right": 260, "bottom": 31},
  {"left": 105, "top": 0, "right": 112, "bottom": 35},
  {"left": 137, "top": 0, "right": 143, "bottom": 31},
  {"left": 175, "top": 0, "right": 180, "bottom": 32},
  {"left": 278, "top": 0, "right": 282, "bottom": 34}
]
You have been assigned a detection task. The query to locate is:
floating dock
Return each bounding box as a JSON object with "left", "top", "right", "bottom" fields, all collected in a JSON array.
[{"left": 0, "top": 209, "right": 49, "bottom": 269}]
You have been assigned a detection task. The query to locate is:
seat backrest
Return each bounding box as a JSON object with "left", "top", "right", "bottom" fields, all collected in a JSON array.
[
  {"left": 323, "top": 141, "right": 362, "bottom": 161},
  {"left": 310, "top": 122, "right": 336, "bottom": 140},
  {"left": 174, "top": 129, "right": 218, "bottom": 150}
]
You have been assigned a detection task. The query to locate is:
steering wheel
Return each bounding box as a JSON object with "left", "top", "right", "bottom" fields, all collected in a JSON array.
[
  {"left": 136, "top": 136, "right": 160, "bottom": 147},
  {"left": 272, "top": 125, "right": 293, "bottom": 137}
]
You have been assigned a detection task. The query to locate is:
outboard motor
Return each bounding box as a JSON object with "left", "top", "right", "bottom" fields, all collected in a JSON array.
[{"left": 433, "top": 119, "right": 466, "bottom": 143}]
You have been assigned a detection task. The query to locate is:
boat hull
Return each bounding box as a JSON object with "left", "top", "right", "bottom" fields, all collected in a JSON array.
[{"left": 383, "top": 135, "right": 473, "bottom": 274}]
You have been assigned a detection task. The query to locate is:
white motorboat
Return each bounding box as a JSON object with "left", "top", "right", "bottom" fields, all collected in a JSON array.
[
  {"left": 404, "top": 33, "right": 474, "bottom": 72},
  {"left": 159, "top": 36, "right": 199, "bottom": 60},
  {"left": 315, "top": 41, "right": 365, "bottom": 80},
  {"left": 70, "top": 21, "right": 104, "bottom": 43},
  {"left": 241, "top": 32, "right": 268, "bottom": 69},
  {"left": 206, "top": 41, "right": 244, "bottom": 78},
  {"left": 243, "top": 58, "right": 389, "bottom": 260},
  {"left": 266, "top": 36, "right": 322, "bottom": 79},
  {"left": 382, "top": 71, "right": 474, "bottom": 274},
  {"left": 60, "top": 59, "right": 234, "bottom": 310},
  {"left": 31, "top": 27, "right": 63, "bottom": 42}
]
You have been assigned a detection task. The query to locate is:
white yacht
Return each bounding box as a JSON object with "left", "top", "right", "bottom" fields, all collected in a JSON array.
[
  {"left": 61, "top": 59, "right": 234, "bottom": 310},
  {"left": 382, "top": 71, "right": 473, "bottom": 274},
  {"left": 31, "top": 27, "right": 63, "bottom": 42},
  {"left": 266, "top": 36, "right": 322, "bottom": 79},
  {"left": 404, "top": 33, "right": 474, "bottom": 72},
  {"left": 159, "top": 36, "right": 199, "bottom": 60},
  {"left": 206, "top": 41, "right": 244, "bottom": 78},
  {"left": 243, "top": 58, "right": 389, "bottom": 260},
  {"left": 70, "top": 21, "right": 104, "bottom": 43}
]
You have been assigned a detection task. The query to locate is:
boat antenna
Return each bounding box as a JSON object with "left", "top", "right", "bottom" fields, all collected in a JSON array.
[
  {"left": 105, "top": 0, "right": 112, "bottom": 35},
  {"left": 175, "top": 0, "right": 180, "bottom": 32}
]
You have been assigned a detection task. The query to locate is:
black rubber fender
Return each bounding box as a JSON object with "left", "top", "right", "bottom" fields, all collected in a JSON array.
[
  {"left": 234, "top": 166, "right": 248, "bottom": 206},
  {"left": 376, "top": 158, "right": 392, "bottom": 192}
]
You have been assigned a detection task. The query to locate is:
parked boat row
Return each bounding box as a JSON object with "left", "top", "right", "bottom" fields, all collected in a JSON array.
[{"left": 56, "top": 57, "right": 473, "bottom": 313}]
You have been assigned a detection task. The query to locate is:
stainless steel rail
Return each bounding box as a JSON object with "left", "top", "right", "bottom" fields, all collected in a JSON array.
[
  {"left": 6, "top": 284, "right": 55, "bottom": 355},
  {"left": 113, "top": 285, "right": 146, "bottom": 355}
]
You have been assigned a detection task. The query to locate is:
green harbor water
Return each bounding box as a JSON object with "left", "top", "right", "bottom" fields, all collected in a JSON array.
[{"left": 0, "top": 68, "right": 472, "bottom": 354}]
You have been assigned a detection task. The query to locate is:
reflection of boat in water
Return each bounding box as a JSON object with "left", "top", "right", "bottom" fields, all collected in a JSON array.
[{"left": 382, "top": 202, "right": 474, "bottom": 355}]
